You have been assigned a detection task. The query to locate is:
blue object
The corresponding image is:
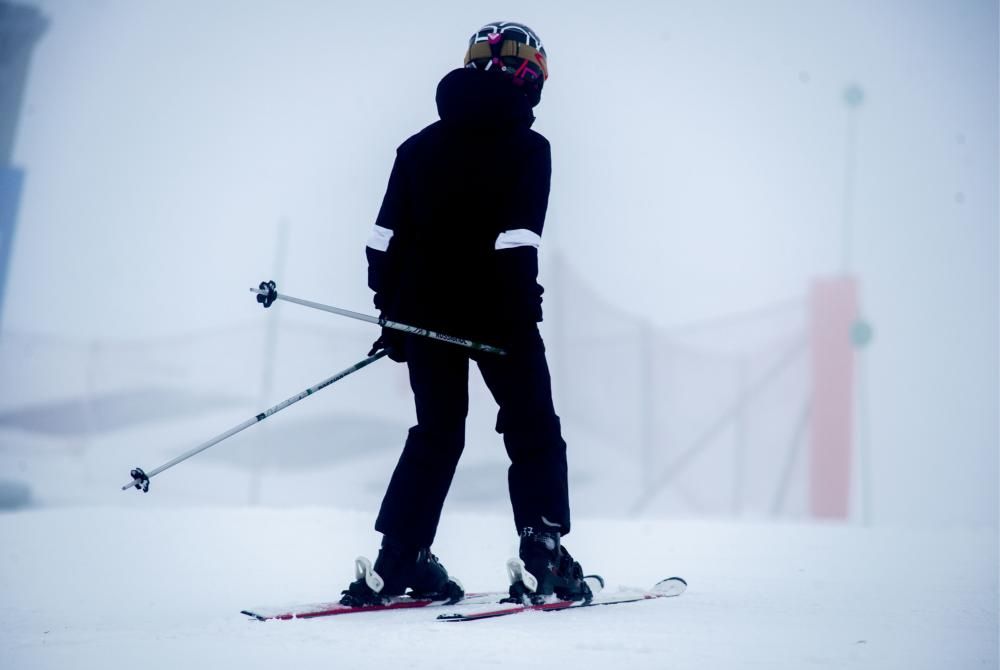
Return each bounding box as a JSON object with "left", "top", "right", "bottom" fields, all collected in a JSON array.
[{"left": 0, "top": 166, "right": 24, "bottom": 331}]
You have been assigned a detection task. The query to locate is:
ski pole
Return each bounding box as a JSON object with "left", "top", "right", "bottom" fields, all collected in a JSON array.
[
  {"left": 121, "top": 350, "right": 388, "bottom": 493},
  {"left": 251, "top": 280, "right": 506, "bottom": 356}
]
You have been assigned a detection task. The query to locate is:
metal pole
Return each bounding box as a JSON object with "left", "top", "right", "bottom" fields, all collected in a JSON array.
[
  {"left": 770, "top": 399, "right": 812, "bottom": 516},
  {"left": 841, "top": 84, "right": 864, "bottom": 274},
  {"left": 639, "top": 320, "right": 655, "bottom": 493},
  {"left": 121, "top": 350, "right": 388, "bottom": 492},
  {"left": 732, "top": 357, "right": 748, "bottom": 517},
  {"left": 251, "top": 281, "right": 506, "bottom": 356},
  {"left": 857, "top": 347, "right": 873, "bottom": 526},
  {"left": 249, "top": 221, "right": 290, "bottom": 505}
]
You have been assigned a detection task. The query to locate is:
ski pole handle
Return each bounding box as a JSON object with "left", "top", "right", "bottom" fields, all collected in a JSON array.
[{"left": 251, "top": 281, "right": 506, "bottom": 356}]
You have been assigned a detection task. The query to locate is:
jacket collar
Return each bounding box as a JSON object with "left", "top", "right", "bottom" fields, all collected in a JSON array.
[{"left": 436, "top": 68, "right": 535, "bottom": 130}]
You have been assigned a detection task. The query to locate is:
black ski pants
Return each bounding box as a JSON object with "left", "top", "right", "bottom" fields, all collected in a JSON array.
[{"left": 374, "top": 328, "right": 570, "bottom": 548}]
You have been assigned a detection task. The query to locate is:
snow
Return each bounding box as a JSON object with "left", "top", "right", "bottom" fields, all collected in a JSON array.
[{"left": 1, "top": 507, "right": 995, "bottom": 669}]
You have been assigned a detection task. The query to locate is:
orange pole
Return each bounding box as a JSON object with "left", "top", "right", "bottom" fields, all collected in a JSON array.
[{"left": 809, "top": 276, "right": 858, "bottom": 519}]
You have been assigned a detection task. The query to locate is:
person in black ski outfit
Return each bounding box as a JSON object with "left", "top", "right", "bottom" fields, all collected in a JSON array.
[{"left": 341, "top": 21, "right": 589, "bottom": 608}]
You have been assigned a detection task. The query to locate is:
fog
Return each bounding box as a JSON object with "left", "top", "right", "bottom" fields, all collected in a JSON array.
[{"left": 0, "top": 0, "right": 996, "bottom": 529}]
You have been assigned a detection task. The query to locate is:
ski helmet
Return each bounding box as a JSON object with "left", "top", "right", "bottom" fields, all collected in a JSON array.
[{"left": 464, "top": 21, "right": 547, "bottom": 106}]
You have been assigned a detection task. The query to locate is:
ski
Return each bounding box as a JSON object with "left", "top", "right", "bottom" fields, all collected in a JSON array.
[
  {"left": 242, "top": 591, "right": 506, "bottom": 621},
  {"left": 436, "top": 577, "right": 687, "bottom": 622},
  {"left": 243, "top": 555, "right": 495, "bottom": 621}
]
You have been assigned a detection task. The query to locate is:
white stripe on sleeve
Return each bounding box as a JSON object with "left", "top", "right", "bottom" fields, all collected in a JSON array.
[
  {"left": 495, "top": 229, "right": 541, "bottom": 251},
  {"left": 366, "top": 225, "right": 394, "bottom": 252}
]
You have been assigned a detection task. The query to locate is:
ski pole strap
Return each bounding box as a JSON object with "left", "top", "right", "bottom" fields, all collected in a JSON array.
[
  {"left": 121, "top": 350, "right": 389, "bottom": 493},
  {"left": 250, "top": 281, "right": 506, "bottom": 356}
]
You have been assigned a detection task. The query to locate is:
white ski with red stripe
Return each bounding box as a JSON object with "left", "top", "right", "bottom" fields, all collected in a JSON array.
[
  {"left": 436, "top": 576, "right": 687, "bottom": 622},
  {"left": 241, "top": 590, "right": 507, "bottom": 621}
]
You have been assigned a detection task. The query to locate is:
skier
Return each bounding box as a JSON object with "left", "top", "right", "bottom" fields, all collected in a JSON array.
[{"left": 340, "top": 21, "right": 590, "bottom": 608}]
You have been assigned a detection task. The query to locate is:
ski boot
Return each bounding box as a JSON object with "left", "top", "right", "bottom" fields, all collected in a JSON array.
[
  {"left": 339, "top": 536, "right": 464, "bottom": 607},
  {"left": 503, "top": 529, "right": 594, "bottom": 605}
]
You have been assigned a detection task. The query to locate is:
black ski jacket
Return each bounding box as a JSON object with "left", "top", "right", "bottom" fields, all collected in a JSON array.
[{"left": 365, "top": 68, "right": 551, "bottom": 346}]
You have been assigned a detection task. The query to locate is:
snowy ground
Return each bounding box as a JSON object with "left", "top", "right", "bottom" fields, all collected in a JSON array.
[{"left": 1, "top": 507, "right": 996, "bottom": 670}]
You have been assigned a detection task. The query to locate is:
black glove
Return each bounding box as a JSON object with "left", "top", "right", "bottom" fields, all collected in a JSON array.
[
  {"left": 499, "top": 323, "right": 543, "bottom": 355},
  {"left": 368, "top": 328, "right": 406, "bottom": 363}
]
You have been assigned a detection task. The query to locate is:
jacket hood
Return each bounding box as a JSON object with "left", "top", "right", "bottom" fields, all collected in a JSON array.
[{"left": 435, "top": 68, "right": 535, "bottom": 130}]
